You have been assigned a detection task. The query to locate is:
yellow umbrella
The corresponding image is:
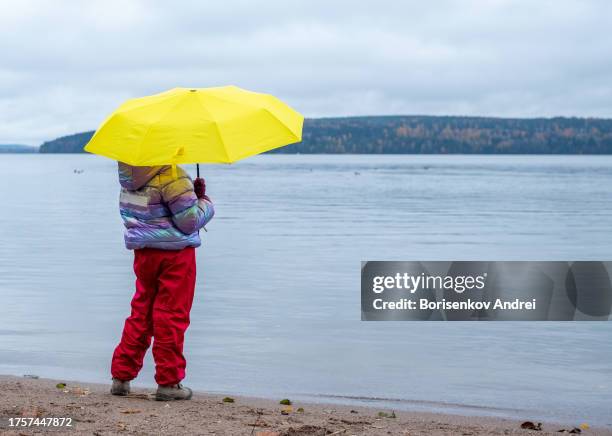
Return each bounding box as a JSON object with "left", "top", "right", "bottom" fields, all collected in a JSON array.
[{"left": 84, "top": 86, "right": 303, "bottom": 174}]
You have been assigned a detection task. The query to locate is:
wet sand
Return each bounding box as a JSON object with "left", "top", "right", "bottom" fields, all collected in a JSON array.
[{"left": 0, "top": 375, "right": 607, "bottom": 435}]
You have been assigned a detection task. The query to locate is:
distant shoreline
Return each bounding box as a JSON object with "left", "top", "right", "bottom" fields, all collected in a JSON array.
[
  {"left": 4, "top": 151, "right": 612, "bottom": 156},
  {"left": 15, "top": 115, "right": 611, "bottom": 155},
  {"left": 5, "top": 113, "right": 612, "bottom": 155}
]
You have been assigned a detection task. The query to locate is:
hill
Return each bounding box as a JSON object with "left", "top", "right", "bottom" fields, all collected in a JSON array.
[
  {"left": 0, "top": 144, "right": 39, "bottom": 153},
  {"left": 39, "top": 132, "right": 94, "bottom": 154},
  {"left": 38, "top": 115, "right": 612, "bottom": 154}
]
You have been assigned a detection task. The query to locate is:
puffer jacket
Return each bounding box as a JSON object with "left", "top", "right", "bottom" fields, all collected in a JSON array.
[{"left": 118, "top": 163, "right": 214, "bottom": 250}]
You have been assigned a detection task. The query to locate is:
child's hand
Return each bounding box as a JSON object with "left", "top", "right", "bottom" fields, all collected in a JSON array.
[{"left": 194, "top": 177, "right": 206, "bottom": 199}]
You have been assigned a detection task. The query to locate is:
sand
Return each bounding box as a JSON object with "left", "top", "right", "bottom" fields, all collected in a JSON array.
[{"left": 0, "top": 375, "right": 607, "bottom": 435}]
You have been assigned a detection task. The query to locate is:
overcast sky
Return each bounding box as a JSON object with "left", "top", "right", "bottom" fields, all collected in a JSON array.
[{"left": 1, "top": 0, "right": 611, "bottom": 144}]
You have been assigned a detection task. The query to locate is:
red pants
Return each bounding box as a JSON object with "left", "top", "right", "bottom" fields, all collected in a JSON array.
[{"left": 111, "top": 247, "right": 196, "bottom": 386}]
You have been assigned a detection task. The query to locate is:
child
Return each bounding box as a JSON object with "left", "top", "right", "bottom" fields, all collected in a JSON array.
[{"left": 110, "top": 162, "right": 214, "bottom": 401}]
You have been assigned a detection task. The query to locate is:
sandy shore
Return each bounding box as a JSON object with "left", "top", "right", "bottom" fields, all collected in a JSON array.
[{"left": 0, "top": 375, "right": 607, "bottom": 435}]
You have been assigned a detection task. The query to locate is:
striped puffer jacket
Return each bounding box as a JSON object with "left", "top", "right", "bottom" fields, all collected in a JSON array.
[{"left": 118, "top": 163, "right": 214, "bottom": 250}]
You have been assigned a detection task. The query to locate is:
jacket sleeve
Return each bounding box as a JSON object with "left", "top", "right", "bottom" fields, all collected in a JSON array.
[{"left": 160, "top": 175, "right": 215, "bottom": 235}]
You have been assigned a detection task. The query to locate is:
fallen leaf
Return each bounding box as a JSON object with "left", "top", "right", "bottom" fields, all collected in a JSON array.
[
  {"left": 120, "top": 409, "right": 141, "bottom": 414},
  {"left": 222, "top": 397, "right": 235, "bottom": 403},
  {"left": 56, "top": 383, "right": 66, "bottom": 389}
]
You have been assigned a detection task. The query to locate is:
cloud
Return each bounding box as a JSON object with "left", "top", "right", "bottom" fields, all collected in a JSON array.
[{"left": 0, "top": 0, "right": 611, "bottom": 144}]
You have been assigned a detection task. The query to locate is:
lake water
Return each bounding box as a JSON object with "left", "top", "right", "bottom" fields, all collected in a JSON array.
[{"left": 0, "top": 154, "right": 611, "bottom": 426}]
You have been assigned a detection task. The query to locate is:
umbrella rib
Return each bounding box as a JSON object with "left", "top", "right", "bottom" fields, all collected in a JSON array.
[
  {"left": 262, "top": 107, "right": 302, "bottom": 141},
  {"left": 202, "top": 91, "right": 302, "bottom": 140},
  {"left": 131, "top": 93, "right": 188, "bottom": 165},
  {"left": 199, "top": 90, "right": 262, "bottom": 111},
  {"left": 113, "top": 88, "right": 180, "bottom": 115},
  {"left": 195, "top": 93, "right": 232, "bottom": 164},
  {"left": 227, "top": 107, "right": 302, "bottom": 162}
]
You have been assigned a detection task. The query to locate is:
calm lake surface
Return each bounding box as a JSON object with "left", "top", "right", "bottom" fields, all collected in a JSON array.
[{"left": 0, "top": 154, "right": 611, "bottom": 426}]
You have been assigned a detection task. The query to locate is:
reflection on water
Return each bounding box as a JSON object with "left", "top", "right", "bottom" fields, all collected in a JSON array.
[{"left": 0, "top": 154, "right": 611, "bottom": 426}]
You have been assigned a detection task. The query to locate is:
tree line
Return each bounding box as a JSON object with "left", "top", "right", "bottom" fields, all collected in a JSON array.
[{"left": 39, "top": 115, "right": 612, "bottom": 154}]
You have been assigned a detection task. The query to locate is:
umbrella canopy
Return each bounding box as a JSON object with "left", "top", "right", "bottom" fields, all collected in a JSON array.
[{"left": 84, "top": 86, "right": 303, "bottom": 166}]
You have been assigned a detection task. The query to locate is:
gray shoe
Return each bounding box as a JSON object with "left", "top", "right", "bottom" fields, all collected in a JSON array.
[
  {"left": 155, "top": 383, "right": 193, "bottom": 401},
  {"left": 110, "top": 378, "right": 130, "bottom": 396}
]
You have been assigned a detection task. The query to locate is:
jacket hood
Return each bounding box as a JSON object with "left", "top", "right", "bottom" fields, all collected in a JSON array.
[{"left": 118, "top": 162, "right": 168, "bottom": 190}]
